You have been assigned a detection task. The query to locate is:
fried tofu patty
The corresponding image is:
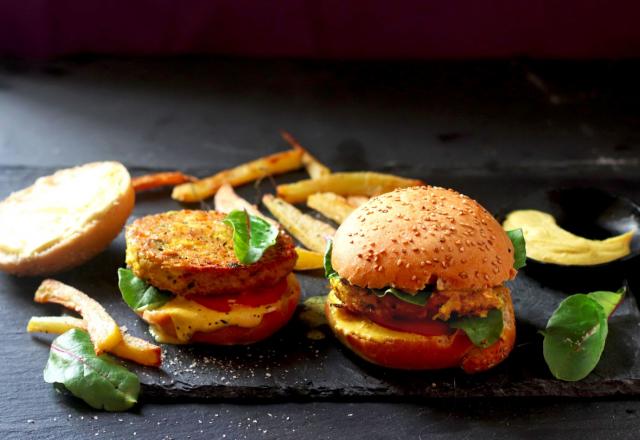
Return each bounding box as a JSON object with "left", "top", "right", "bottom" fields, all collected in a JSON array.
[
  {"left": 126, "top": 210, "right": 296, "bottom": 296},
  {"left": 330, "top": 277, "right": 504, "bottom": 322}
]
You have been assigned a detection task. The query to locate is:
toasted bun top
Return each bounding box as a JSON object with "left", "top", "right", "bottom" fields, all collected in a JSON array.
[
  {"left": 0, "top": 161, "right": 134, "bottom": 275},
  {"left": 332, "top": 186, "right": 516, "bottom": 292}
]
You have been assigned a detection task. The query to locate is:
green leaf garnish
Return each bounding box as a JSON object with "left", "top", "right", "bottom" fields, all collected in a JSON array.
[
  {"left": 325, "top": 239, "right": 431, "bottom": 306},
  {"left": 223, "top": 210, "right": 279, "bottom": 265},
  {"left": 541, "top": 288, "right": 624, "bottom": 381},
  {"left": 588, "top": 287, "right": 626, "bottom": 317},
  {"left": 324, "top": 239, "right": 339, "bottom": 279},
  {"left": 373, "top": 287, "right": 432, "bottom": 307},
  {"left": 506, "top": 228, "right": 527, "bottom": 269},
  {"left": 43, "top": 329, "right": 140, "bottom": 412},
  {"left": 449, "top": 309, "right": 504, "bottom": 348},
  {"left": 118, "top": 268, "right": 172, "bottom": 312}
]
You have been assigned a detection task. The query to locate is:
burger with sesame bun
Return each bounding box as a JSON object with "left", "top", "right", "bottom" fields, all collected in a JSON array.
[{"left": 323, "top": 186, "right": 526, "bottom": 373}]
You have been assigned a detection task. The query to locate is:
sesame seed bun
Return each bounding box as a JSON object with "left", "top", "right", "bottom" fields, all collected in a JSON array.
[{"left": 331, "top": 186, "right": 516, "bottom": 292}]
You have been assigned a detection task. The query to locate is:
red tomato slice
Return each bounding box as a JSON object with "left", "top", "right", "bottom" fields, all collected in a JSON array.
[
  {"left": 366, "top": 313, "right": 453, "bottom": 337},
  {"left": 187, "top": 277, "right": 288, "bottom": 312}
]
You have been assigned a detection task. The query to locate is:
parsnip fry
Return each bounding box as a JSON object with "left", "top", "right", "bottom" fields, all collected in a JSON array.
[
  {"left": 346, "top": 196, "right": 370, "bottom": 208},
  {"left": 27, "top": 316, "right": 86, "bottom": 334},
  {"left": 34, "top": 279, "right": 122, "bottom": 354},
  {"left": 132, "top": 171, "right": 196, "bottom": 192},
  {"left": 214, "top": 183, "right": 277, "bottom": 226},
  {"left": 262, "top": 194, "right": 335, "bottom": 253},
  {"left": 172, "top": 149, "right": 304, "bottom": 202},
  {"left": 307, "top": 192, "right": 356, "bottom": 224},
  {"left": 111, "top": 334, "right": 162, "bottom": 367},
  {"left": 280, "top": 131, "right": 331, "bottom": 179},
  {"left": 294, "top": 248, "right": 324, "bottom": 271},
  {"left": 27, "top": 316, "right": 161, "bottom": 367},
  {"left": 276, "top": 172, "right": 424, "bottom": 203}
]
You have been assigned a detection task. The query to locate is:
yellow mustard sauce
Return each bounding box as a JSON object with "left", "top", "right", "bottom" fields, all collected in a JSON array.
[{"left": 503, "top": 209, "right": 634, "bottom": 266}]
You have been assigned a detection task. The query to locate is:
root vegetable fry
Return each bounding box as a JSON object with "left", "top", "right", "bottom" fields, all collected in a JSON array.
[
  {"left": 307, "top": 192, "right": 355, "bottom": 224},
  {"left": 172, "top": 149, "right": 304, "bottom": 202},
  {"left": 111, "top": 333, "right": 162, "bottom": 367},
  {"left": 27, "top": 316, "right": 161, "bottom": 367},
  {"left": 276, "top": 172, "right": 424, "bottom": 203},
  {"left": 280, "top": 131, "right": 331, "bottom": 179},
  {"left": 346, "top": 196, "right": 370, "bottom": 208},
  {"left": 262, "top": 194, "right": 335, "bottom": 253},
  {"left": 214, "top": 183, "right": 277, "bottom": 226},
  {"left": 132, "top": 171, "right": 196, "bottom": 192},
  {"left": 294, "top": 248, "right": 324, "bottom": 271},
  {"left": 27, "top": 316, "right": 86, "bottom": 334},
  {"left": 34, "top": 279, "right": 122, "bottom": 354}
]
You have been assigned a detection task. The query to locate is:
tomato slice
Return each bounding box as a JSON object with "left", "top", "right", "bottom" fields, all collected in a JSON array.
[
  {"left": 187, "top": 277, "right": 288, "bottom": 312},
  {"left": 366, "top": 313, "right": 453, "bottom": 337}
]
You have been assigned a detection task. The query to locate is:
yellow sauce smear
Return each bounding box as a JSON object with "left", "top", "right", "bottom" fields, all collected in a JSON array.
[
  {"left": 503, "top": 209, "right": 634, "bottom": 266},
  {"left": 142, "top": 277, "right": 296, "bottom": 344}
]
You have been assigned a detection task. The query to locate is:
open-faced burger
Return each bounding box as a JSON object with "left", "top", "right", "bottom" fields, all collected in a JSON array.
[{"left": 120, "top": 209, "right": 300, "bottom": 345}]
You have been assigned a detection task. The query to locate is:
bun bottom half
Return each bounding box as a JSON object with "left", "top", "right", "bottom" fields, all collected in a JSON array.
[{"left": 325, "top": 288, "right": 515, "bottom": 373}]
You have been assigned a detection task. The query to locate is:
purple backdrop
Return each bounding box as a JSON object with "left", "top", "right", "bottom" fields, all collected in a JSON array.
[{"left": 1, "top": 1, "right": 639, "bottom": 59}]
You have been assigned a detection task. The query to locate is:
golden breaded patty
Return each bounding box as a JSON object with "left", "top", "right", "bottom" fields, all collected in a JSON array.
[
  {"left": 330, "top": 276, "right": 504, "bottom": 322},
  {"left": 125, "top": 210, "right": 296, "bottom": 296}
]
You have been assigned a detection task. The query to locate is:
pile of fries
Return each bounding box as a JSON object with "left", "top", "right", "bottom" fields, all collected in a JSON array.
[
  {"left": 132, "top": 131, "right": 424, "bottom": 271},
  {"left": 27, "top": 279, "right": 161, "bottom": 367}
]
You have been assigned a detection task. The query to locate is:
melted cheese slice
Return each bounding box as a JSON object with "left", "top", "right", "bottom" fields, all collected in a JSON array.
[
  {"left": 142, "top": 275, "right": 296, "bottom": 344},
  {"left": 0, "top": 162, "right": 130, "bottom": 257},
  {"left": 326, "top": 290, "right": 452, "bottom": 344}
]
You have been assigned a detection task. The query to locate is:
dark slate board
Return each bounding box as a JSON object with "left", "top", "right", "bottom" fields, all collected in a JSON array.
[{"left": 4, "top": 166, "right": 640, "bottom": 401}]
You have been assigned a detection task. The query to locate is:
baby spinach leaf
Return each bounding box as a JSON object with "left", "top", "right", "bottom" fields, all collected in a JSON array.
[
  {"left": 373, "top": 287, "right": 432, "bottom": 307},
  {"left": 506, "top": 228, "right": 527, "bottom": 269},
  {"left": 541, "top": 294, "right": 609, "bottom": 381},
  {"left": 44, "top": 329, "right": 140, "bottom": 412},
  {"left": 118, "top": 268, "right": 172, "bottom": 312},
  {"left": 588, "top": 287, "right": 625, "bottom": 318},
  {"left": 223, "top": 210, "right": 279, "bottom": 265},
  {"left": 323, "top": 239, "right": 339, "bottom": 279},
  {"left": 449, "top": 309, "right": 504, "bottom": 348}
]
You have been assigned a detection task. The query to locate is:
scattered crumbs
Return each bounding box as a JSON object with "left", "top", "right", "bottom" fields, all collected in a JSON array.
[{"left": 306, "top": 329, "right": 326, "bottom": 340}]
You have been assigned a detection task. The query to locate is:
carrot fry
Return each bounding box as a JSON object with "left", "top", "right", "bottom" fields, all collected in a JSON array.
[{"left": 132, "top": 171, "right": 196, "bottom": 192}]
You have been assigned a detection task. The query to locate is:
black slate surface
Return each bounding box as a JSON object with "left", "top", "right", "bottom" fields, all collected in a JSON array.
[
  {"left": 4, "top": 166, "right": 640, "bottom": 402},
  {"left": 3, "top": 58, "right": 640, "bottom": 440}
]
